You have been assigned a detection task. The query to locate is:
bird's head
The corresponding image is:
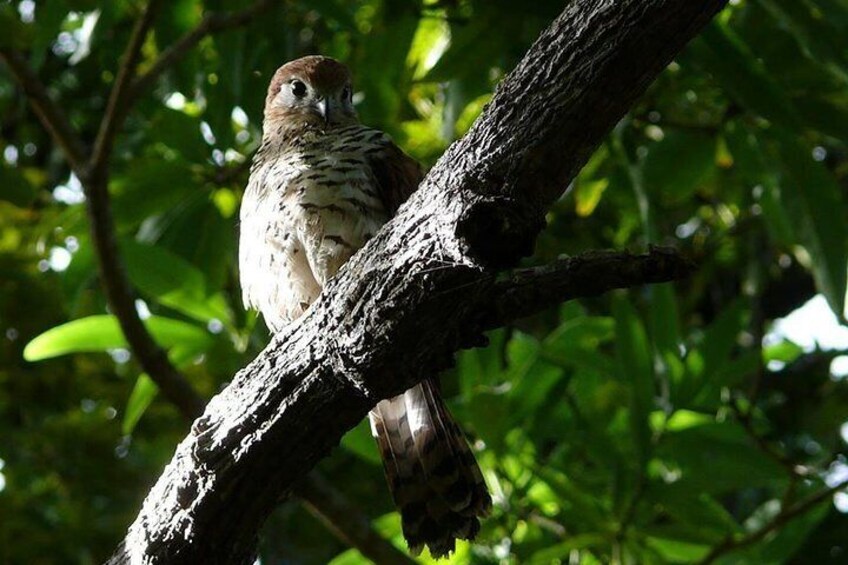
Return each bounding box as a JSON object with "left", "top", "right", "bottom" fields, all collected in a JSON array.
[{"left": 264, "top": 56, "right": 358, "bottom": 130}]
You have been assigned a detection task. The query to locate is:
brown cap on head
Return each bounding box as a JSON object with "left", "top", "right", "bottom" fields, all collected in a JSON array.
[{"left": 265, "top": 56, "right": 351, "bottom": 109}]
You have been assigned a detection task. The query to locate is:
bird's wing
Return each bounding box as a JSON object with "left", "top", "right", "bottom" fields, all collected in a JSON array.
[{"left": 368, "top": 140, "right": 423, "bottom": 216}]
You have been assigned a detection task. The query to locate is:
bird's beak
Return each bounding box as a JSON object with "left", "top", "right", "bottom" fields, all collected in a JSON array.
[{"left": 316, "top": 98, "right": 330, "bottom": 124}]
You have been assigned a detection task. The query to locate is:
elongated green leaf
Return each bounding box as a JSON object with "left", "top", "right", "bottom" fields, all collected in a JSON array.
[
  {"left": 111, "top": 158, "right": 196, "bottom": 227},
  {"left": 757, "top": 0, "right": 848, "bottom": 86},
  {"left": 122, "top": 374, "right": 158, "bottom": 435},
  {"left": 648, "top": 487, "right": 740, "bottom": 542},
  {"left": 122, "top": 239, "right": 231, "bottom": 325},
  {"left": 533, "top": 466, "right": 611, "bottom": 530},
  {"left": 613, "top": 294, "right": 655, "bottom": 466},
  {"left": 120, "top": 340, "right": 213, "bottom": 435},
  {"left": 770, "top": 129, "right": 848, "bottom": 318},
  {"left": 644, "top": 537, "right": 710, "bottom": 562},
  {"left": 527, "top": 534, "right": 607, "bottom": 564},
  {"left": 693, "top": 22, "right": 802, "bottom": 130},
  {"left": 723, "top": 122, "right": 796, "bottom": 246},
  {"left": 657, "top": 422, "right": 786, "bottom": 493},
  {"left": 541, "top": 316, "right": 616, "bottom": 374},
  {"left": 643, "top": 130, "right": 716, "bottom": 202},
  {"left": 23, "top": 315, "right": 211, "bottom": 361}
]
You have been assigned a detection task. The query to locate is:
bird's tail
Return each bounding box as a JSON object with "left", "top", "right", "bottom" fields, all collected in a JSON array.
[{"left": 368, "top": 379, "right": 492, "bottom": 558}]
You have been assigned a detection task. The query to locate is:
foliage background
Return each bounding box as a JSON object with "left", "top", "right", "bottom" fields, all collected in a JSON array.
[{"left": 2, "top": 0, "right": 848, "bottom": 563}]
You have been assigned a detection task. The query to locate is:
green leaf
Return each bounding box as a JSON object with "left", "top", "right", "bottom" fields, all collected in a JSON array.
[
  {"left": 692, "top": 22, "right": 802, "bottom": 130},
  {"left": 111, "top": 158, "right": 197, "bottom": 227},
  {"left": 23, "top": 315, "right": 212, "bottom": 361},
  {"left": 122, "top": 374, "right": 158, "bottom": 435},
  {"left": 541, "top": 316, "right": 616, "bottom": 375},
  {"left": 696, "top": 298, "right": 750, "bottom": 379},
  {"left": 150, "top": 109, "right": 210, "bottom": 164},
  {"left": 533, "top": 466, "right": 611, "bottom": 530},
  {"left": 149, "top": 192, "right": 235, "bottom": 290},
  {"left": 649, "top": 487, "right": 740, "bottom": 542},
  {"left": 794, "top": 94, "right": 848, "bottom": 143},
  {"left": 756, "top": 496, "right": 829, "bottom": 563},
  {"left": 0, "top": 4, "right": 33, "bottom": 49},
  {"left": 0, "top": 164, "right": 36, "bottom": 207},
  {"left": 527, "top": 534, "right": 607, "bottom": 564},
  {"left": 756, "top": 0, "right": 848, "bottom": 87},
  {"left": 574, "top": 178, "right": 609, "bottom": 217},
  {"left": 613, "top": 295, "right": 655, "bottom": 466},
  {"left": 770, "top": 129, "right": 848, "bottom": 318},
  {"left": 645, "top": 537, "right": 711, "bottom": 562},
  {"left": 657, "top": 422, "right": 786, "bottom": 493},
  {"left": 643, "top": 130, "right": 717, "bottom": 202},
  {"left": 763, "top": 340, "right": 804, "bottom": 365},
  {"left": 121, "top": 239, "right": 231, "bottom": 325},
  {"left": 723, "top": 122, "right": 796, "bottom": 246},
  {"left": 650, "top": 283, "right": 683, "bottom": 386}
]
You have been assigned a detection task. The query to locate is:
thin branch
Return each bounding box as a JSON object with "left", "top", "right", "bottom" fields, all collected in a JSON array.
[
  {"left": 698, "top": 478, "right": 848, "bottom": 564},
  {"left": 209, "top": 154, "right": 254, "bottom": 186},
  {"left": 0, "top": 49, "right": 88, "bottom": 175},
  {"left": 295, "top": 475, "right": 418, "bottom": 565},
  {"left": 128, "top": 0, "right": 277, "bottom": 103},
  {"left": 730, "top": 398, "right": 800, "bottom": 478},
  {"left": 89, "top": 0, "right": 162, "bottom": 176},
  {"left": 80, "top": 0, "right": 205, "bottom": 415},
  {"left": 482, "top": 247, "right": 695, "bottom": 329}
]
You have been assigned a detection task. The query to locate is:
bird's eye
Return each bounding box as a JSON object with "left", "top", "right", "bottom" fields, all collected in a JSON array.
[
  {"left": 291, "top": 80, "right": 307, "bottom": 98},
  {"left": 342, "top": 86, "right": 352, "bottom": 101}
]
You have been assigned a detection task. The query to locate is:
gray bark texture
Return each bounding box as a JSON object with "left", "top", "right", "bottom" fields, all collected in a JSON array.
[{"left": 107, "top": 0, "right": 727, "bottom": 562}]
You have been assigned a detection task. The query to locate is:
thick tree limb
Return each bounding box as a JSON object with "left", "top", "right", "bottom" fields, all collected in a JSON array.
[
  {"left": 107, "top": 1, "right": 726, "bottom": 563},
  {"left": 2, "top": 4, "right": 417, "bottom": 564}
]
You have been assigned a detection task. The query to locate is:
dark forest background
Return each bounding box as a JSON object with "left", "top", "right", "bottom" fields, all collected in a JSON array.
[{"left": 2, "top": 1, "right": 848, "bottom": 563}]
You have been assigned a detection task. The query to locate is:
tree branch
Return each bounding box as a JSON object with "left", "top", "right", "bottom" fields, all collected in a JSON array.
[
  {"left": 483, "top": 247, "right": 694, "bottom": 329},
  {"left": 75, "top": 0, "right": 210, "bottom": 420},
  {"left": 295, "top": 475, "right": 418, "bottom": 565},
  {"left": 128, "top": 0, "right": 277, "bottom": 104},
  {"left": 89, "top": 0, "right": 162, "bottom": 177},
  {"left": 106, "top": 1, "right": 727, "bottom": 563},
  {"left": 0, "top": 49, "right": 88, "bottom": 175},
  {"left": 698, "top": 478, "right": 848, "bottom": 564}
]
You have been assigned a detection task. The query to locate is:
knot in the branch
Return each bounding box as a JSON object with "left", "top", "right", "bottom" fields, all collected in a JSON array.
[{"left": 455, "top": 196, "right": 543, "bottom": 269}]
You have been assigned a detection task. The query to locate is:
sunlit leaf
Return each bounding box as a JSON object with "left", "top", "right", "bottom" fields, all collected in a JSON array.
[
  {"left": 23, "top": 315, "right": 211, "bottom": 361},
  {"left": 122, "top": 374, "right": 158, "bottom": 435},
  {"left": 122, "top": 239, "right": 232, "bottom": 326}
]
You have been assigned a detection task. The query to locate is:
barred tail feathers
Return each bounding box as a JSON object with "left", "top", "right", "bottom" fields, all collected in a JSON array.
[{"left": 368, "top": 380, "right": 491, "bottom": 557}]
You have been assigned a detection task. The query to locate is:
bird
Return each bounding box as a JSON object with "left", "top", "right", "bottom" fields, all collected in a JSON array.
[{"left": 238, "top": 55, "right": 492, "bottom": 558}]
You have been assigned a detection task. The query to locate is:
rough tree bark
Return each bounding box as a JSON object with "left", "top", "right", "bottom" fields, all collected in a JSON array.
[{"left": 108, "top": 0, "right": 727, "bottom": 562}]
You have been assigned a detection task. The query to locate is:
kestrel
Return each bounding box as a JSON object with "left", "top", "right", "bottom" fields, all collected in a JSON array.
[{"left": 239, "top": 56, "right": 491, "bottom": 557}]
